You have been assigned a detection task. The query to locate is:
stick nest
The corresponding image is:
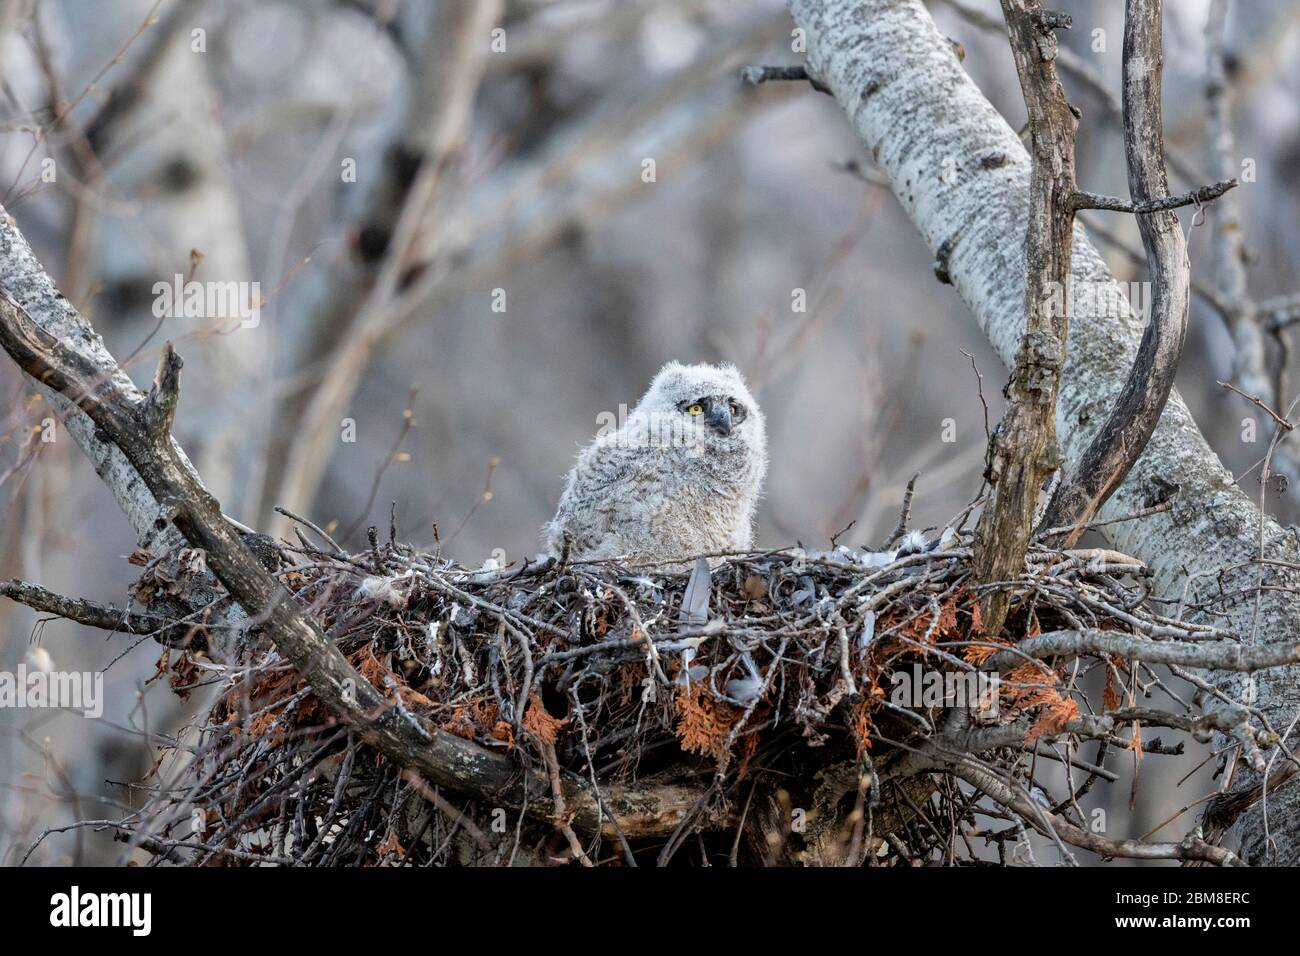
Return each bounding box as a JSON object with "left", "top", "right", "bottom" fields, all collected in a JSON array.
[{"left": 120, "top": 525, "right": 1206, "bottom": 866}]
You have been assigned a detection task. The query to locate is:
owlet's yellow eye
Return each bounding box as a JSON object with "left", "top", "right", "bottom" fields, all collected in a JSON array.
[{"left": 687, "top": 403, "right": 704, "bottom": 415}]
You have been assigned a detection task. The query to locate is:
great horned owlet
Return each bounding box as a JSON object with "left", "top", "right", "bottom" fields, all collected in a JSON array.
[{"left": 545, "top": 361, "right": 767, "bottom": 564}]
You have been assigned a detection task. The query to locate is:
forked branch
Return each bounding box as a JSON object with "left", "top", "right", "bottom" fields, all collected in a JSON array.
[{"left": 1039, "top": 0, "right": 1190, "bottom": 541}]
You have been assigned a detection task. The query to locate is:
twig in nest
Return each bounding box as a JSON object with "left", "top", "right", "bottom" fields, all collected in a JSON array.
[
  {"left": 541, "top": 741, "right": 594, "bottom": 867},
  {"left": 274, "top": 506, "right": 345, "bottom": 554},
  {"left": 882, "top": 472, "right": 920, "bottom": 547}
]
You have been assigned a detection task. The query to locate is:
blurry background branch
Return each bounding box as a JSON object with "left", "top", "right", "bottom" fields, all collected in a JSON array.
[
  {"left": 1202, "top": 0, "right": 1300, "bottom": 496},
  {"left": 255, "top": 0, "right": 503, "bottom": 530}
]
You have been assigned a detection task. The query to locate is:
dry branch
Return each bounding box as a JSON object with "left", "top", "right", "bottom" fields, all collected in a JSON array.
[
  {"left": 0, "top": 579, "right": 180, "bottom": 640},
  {"left": 971, "top": 0, "right": 1077, "bottom": 635},
  {"left": 1039, "top": 0, "right": 1191, "bottom": 542}
]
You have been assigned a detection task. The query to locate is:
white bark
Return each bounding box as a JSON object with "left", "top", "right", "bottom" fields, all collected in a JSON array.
[
  {"left": 0, "top": 207, "right": 169, "bottom": 549},
  {"left": 1, "top": 206, "right": 247, "bottom": 655},
  {"left": 790, "top": 0, "right": 1300, "bottom": 864}
]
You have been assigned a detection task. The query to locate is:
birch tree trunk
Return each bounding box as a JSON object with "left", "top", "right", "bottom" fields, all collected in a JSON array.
[{"left": 789, "top": 0, "right": 1300, "bottom": 864}]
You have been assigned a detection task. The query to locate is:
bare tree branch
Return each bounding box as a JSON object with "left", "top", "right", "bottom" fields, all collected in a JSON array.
[
  {"left": 1261, "top": 294, "right": 1300, "bottom": 333},
  {"left": 971, "top": 0, "right": 1077, "bottom": 634},
  {"left": 988, "top": 627, "right": 1300, "bottom": 673},
  {"left": 1070, "top": 178, "right": 1236, "bottom": 214},
  {"left": 1, "top": 578, "right": 182, "bottom": 640},
  {"left": 1039, "top": 0, "right": 1191, "bottom": 543},
  {"left": 1206, "top": 0, "right": 1270, "bottom": 405},
  {"left": 741, "top": 63, "right": 828, "bottom": 93},
  {"left": 939, "top": 747, "right": 1244, "bottom": 866}
]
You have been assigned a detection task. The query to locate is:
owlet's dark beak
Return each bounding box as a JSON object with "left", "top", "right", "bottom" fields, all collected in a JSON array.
[{"left": 704, "top": 400, "right": 732, "bottom": 436}]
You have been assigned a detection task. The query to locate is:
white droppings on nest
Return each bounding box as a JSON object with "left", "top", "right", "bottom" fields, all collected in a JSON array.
[
  {"left": 857, "top": 549, "right": 896, "bottom": 569},
  {"left": 851, "top": 527, "right": 954, "bottom": 569},
  {"left": 356, "top": 570, "right": 416, "bottom": 608},
  {"left": 725, "top": 677, "right": 764, "bottom": 703},
  {"left": 426, "top": 621, "right": 446, "bottom": 677},
  {"left": 898, "top": 529, "right": 928, "bottom": 554},
  {"left": 725, "top": 652, "right": 765, "bottom": 703},
  {"left": 466, "top": 556, "right": 505, "bottom": 584},
  {"left": 857, "top": 610, "right": 876, "bottom": 660}
]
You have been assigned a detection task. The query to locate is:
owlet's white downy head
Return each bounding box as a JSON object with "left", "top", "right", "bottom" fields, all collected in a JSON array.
[{"left": 545, "top": 361, "right": 767, "bottom": 565}]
